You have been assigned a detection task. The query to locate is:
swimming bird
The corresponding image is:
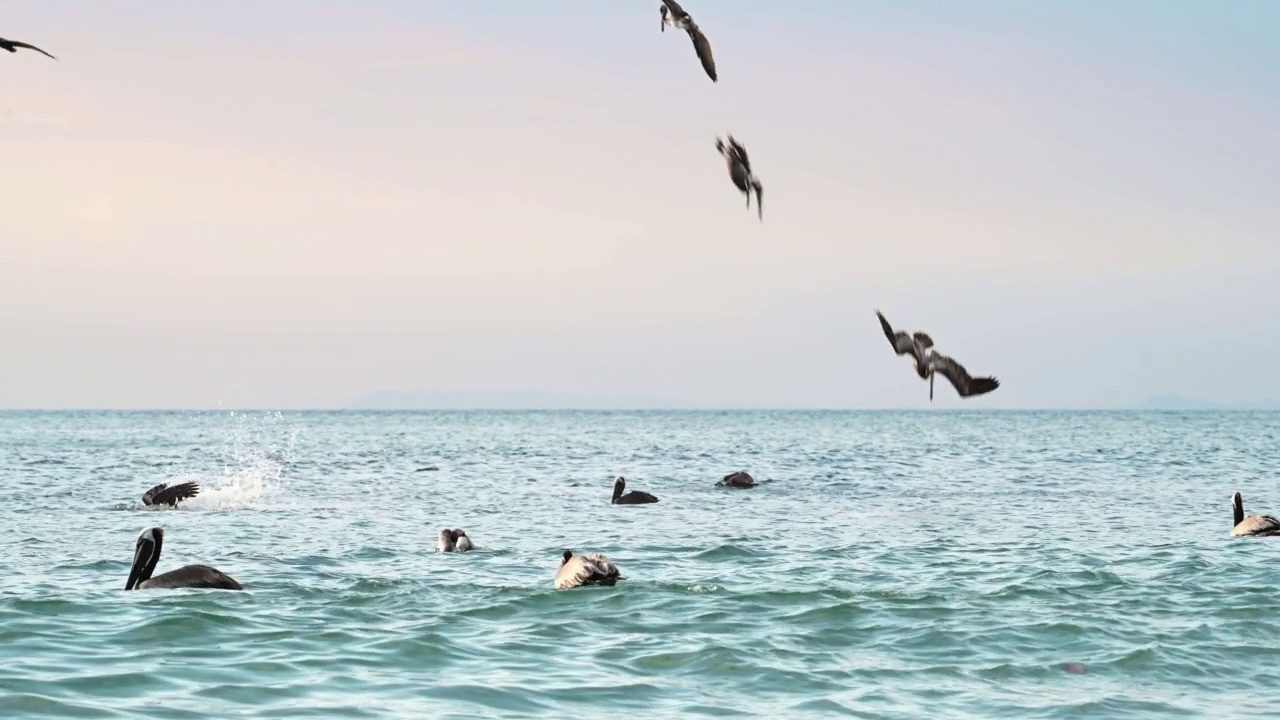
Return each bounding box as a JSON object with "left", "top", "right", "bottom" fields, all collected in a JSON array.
[
  {"left": 715, "top": 135, "right": 763, "bottom": 221},
  {"left": 554, "top": 549, "right": 622, "bottom": 590},
  {"left": 141, "top": 481, "right": 201, "bottom": 507},
  {"left": 1230, "top": 492, "right": 1280, "bottom": 537},
  {"left": 612, "top": 476, "right": 658, "bottom": 505},
  {"left": 436, "top": 528, "right": 457, "bottom": 552},
  {"left": 717, "top": 471, "right": 756, "bottom": 488},
  {"left": 659, "top": 0, "right": 716, "bottom": 82},
  {"left": 124, "top": 527, "right": 242, "bottom": 590},
  {"left": 876, "top": 310, "right": 1000, "bottom": 401},
  {"left": 0, "top": 36, "right": 56, "bottom": 60},
  {"left": 453, "top": 529, "right": 474, "bottom": 552}
]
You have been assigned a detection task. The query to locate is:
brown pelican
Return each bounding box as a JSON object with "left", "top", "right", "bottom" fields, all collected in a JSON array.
[
  {"left": 715, "top": 135, "right": 763, "bottom": 221},
  {"left": 142, "top": 481, "right": 200, "bottom": 507},
  {"left": 453, "top": 530, "right": 474, "bottom": 552},
  {"left": 717, "top": 471, "right": 756, "bottom": 488},
  {"left": 1231, "top": 492, "right": 1280, "bottom": 537},
  {"left": 612, "top": 476, "right": 658, "bottom": 505},
  {"left": 876, "top": 310, "right": 1000, "bottom": 401},
  {"left": 0, "top": 36, "right": 56, "bottom": 60},
  {"left": 554, "top": 549, "right": 622, "bottom": 590},
  {"left": 125, "top": 527, "right": 243, "bottom": 590},
  {"left": 436, "top": 528, "right": 457, "bottom": 552},
  {"left": 659, "top": 0, "right": 716, "bottom": 82}
]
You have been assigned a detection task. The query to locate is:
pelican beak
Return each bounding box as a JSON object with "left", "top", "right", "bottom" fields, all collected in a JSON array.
[
  {"left": 929, "top": 373, "right": 935, "bottom": 401},
  {"left": 125, "top": 538, "right": 152, "bottom": 590}
]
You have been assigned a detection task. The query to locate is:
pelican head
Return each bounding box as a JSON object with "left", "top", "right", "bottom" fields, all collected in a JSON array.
[
  {"left": 660, "top": 5, "right": 670, "bottom": 30},
  {"left": 126, "top": 526, "right": 164, "bottom": 590},
  {"left": 561, "top": 549, "right": 574, "bottom": 565},
  {"left": 1232, "top": 491, "right": 1244, "bottom": 526}
]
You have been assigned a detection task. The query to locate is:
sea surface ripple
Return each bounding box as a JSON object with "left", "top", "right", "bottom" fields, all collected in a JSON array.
[{"left": 1, "top": 410, "right": 1278, "bottom": 718}]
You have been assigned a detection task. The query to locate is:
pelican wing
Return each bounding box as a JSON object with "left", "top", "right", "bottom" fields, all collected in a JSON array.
[
  {"left": 661, "top": 0, "right": 688, "bottom": 18},
  {"left": 876, "top": 311, "right": 916, "bottom": 356},
  {"left": 728, "top": 136, "right": 750, "bottom": 171},
  {"left": 685, "top": 25, "right": 717, "bottom": 82},
  {"left": 3, "top": 38, "right": 57, "bottom": 60},
  {"left": 555, "top": 553, "right": 621, "bottom": 589},
  {"left": 1231, "top": 514, "right": 1280, "bottom": 537},
  {"left": 619, "top": 490, "right": 659, "bottom": 504},
  {"left": 929, "top": 353, "right": 1000, "bottom": 398},
  {"left": 139, "top": 564, "right": 243, "bottom": 590},
  {"left": 142, "top": 481, "right": 201, "bottom": 506},
  {"left": 912, "top": 331, "right": 934, "bottom": 349}
]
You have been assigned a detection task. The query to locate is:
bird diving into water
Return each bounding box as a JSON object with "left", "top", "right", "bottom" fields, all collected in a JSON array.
[
  {"left": 715, "top": 134, "right": 763, "bottom": 221},
  {"left": 125, "top": 527, "right": 243, "bottom": 590},
  {"left": 876, "top": 310, "right": 1000, "bottom": 401},
  {"left": 141, "top": 481, "right": 200, "bottom": 508},
  {"left": 0, "top": 36, "right": 57, "bottom": 60},
  {"left": 659, "top": 0, "right": 717, "bottom": 82}
]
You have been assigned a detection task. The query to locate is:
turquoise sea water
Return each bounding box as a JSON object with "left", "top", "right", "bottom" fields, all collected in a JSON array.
[{"left": 0, "top": 410, "right": 1277, "bottom": 719}]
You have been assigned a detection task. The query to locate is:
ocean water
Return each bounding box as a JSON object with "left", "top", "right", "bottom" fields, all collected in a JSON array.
[{"left": 1, "top": 410, "right": 1278, "bottom": 719}]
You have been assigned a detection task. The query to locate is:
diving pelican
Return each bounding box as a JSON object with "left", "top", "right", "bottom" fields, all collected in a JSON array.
[
  {"left": 125, "top": 527, "right": 243, "bottom": 590},
  {"left": 659, "top": 0, "right": 717, "bottom": 82},
  {"left": 715, "top": 134, "right": 763, "bottom": 220},
  {"left": 876, "top": 310, "right": 999, "bottom": 400},
  {"left": 141, "top": 481, "right": 200, "bottom": 508},
  {"left": 1, "top": 36, "right": 56, "bottom": 60}
]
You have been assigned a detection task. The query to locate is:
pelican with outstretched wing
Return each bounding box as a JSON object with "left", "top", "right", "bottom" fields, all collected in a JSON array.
[
  {"left": 142, "top": 481, "right": 201, "bottom": 507},
  {"left": 876, "top": 310, "right": 1000, "bottom": 401},
  {"left": 1, "top": 36, "right": 57, "bottom": 60},
  {"left": 715, "top": 134, "right": 764, "bottom": 220},
  {"left": 659, "top": 0, "right": 717, "bottom": 82}
]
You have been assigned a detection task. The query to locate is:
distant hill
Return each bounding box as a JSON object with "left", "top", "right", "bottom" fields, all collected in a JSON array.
[
  {"left": 347, "top": 390, "right": 699, "bottom": 410},
  {"left": 1137, "top": 395, "right": 1280, "bottom": 410}
]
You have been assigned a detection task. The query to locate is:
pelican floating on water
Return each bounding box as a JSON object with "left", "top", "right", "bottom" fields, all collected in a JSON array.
[
  {"left": 125, "top": 527, "right": 243, "bottom": 590},
  {"left": 142, "top": 481, "right": 200, "bottom": 507},
  {"left": 436, "top": 528, "right": 457, "bottom": 552},
  {"left": 1231, "top": 492, "right": 1280, "bottom": 537},
  {"left": 1, "top": 36, "right": 56, "bottom": 60},
  {"left": 717, "top": 471, "right": 756, "bottom": 488},
  {"left": 453, "top": 530, "right": 474, "bottom": 552},
  {"left": 612, "top": 476, "right": 658, "bottom": 505},
  {"left": 715, "top": 135, "right": 763, "bottom": 221},
  {"left": 555, "top": 549, "right": 622, "bottom": 590},
  {"left": 876, "top": 310, "right": 1000, "bottom": 401},
  {"left": 659, "top": 0, "right": 716, "bottom": 82}
]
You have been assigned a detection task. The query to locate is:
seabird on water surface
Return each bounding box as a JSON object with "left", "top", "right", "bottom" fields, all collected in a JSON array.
[
  {"left": 142, "top": 482, "right": 201, "bottom": 508},
  {"left": 554, "top": 550, "right": 622, "bottom": 589},
  {"left": 124, "top": 527, "right": 243, "bottom": 590},
  {"left": 611, "top": 476, "right": 659, "bottom": 504},
  {"left": 1230, "top": 492, "right": 1280, "bottom": 537}
]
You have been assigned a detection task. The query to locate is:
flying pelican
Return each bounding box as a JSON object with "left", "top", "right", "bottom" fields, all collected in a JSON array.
[
  {"left": 141, "top": 481, "right": 201, "bottom": 508},
  {"left": 659, "top": 0, "right": 717, "bottom": 82},
  {"left": 554, "top": 549, "right": 623, "bottom": 590},
  {"left": 124, "top": 527, "right": 243, "bottom": 590},
  {"left": 611, "top": 476, "right": 659, "bottom": 505},
  {"left": 0, "top": 36, "right": 56, "bottom": 60},
  {"left": 1230, "top": 492, "right": 1280, "bottom": 537},
  {"left": 715, "top": 135, "right": 763, "bottom": 221},
  {"left": 453, "top": 529, "right": 474, "bottom": 552},
  {"left": 876, "top": 310, "right": 1000, "bottom": 401},
  {"left": 717, "top": 471, "right": 756, "bottom": 488}
]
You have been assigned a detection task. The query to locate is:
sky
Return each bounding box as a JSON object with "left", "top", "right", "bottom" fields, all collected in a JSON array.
[{"left": 1, "top": 0, "right": 1278, "bottom": 410}]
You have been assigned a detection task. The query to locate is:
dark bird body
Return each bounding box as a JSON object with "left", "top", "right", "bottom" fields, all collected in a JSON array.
[
  {"left": 554, "top": 549, "right": 622, "bottom": 589},
  {"left": 716, "top": 135, "right": 763, "bottom": 220},
  {"left": 1231, "top": 492, "right": 1280, "bottom": 537},
  {"left": 717, "top": 471, "right": 756, "bottom": 488},
  {"left": 612, "top": 476, "right": 658, "bottom": 504},
  {"left": 0, "top": 36, "right": 56, "bottom": 60},
  {"left": 876, "top": 310, "right": 999, "bottom": 400},
  {"left": 142, "top": 481, "right": 201, "bottom": 507},
  {"left": 125, "top": 527, "right": 242, "bottom": 590},
  {"left": 659, "top": 0, "right": 717, "bottom": 82}
]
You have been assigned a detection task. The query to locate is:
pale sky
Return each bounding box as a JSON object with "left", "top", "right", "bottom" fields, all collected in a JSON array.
[{"left": 2, "top": 1, "right": 1277, "bottom": 409}]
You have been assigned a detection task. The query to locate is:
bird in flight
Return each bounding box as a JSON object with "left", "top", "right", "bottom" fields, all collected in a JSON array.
[
  {"left": 876, "top": 310, "right": 1000, "bottom": 401},
  {"left": 659, "top": 0, "right": 717, "bottom": 82},
  {"left": 715, "top": 134, "right": 764, "bottom": 221},
  {"left": 1, "top": 36, "right": 57, "bottom": 61}
]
